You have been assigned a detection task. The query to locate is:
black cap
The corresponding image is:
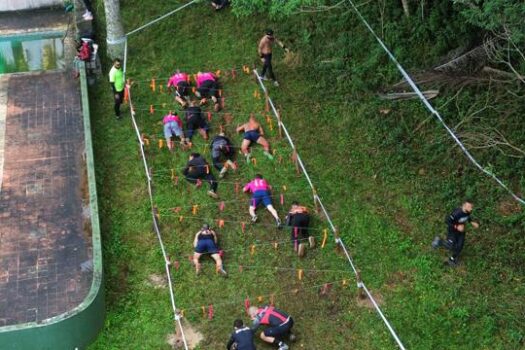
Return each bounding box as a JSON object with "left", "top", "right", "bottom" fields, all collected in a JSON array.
[{"left": 265, "top": 29, "right": 274, "bottom": 36}]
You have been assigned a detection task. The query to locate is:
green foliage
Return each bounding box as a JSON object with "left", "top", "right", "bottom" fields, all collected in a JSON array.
[{"left": 231, "top": 0, "right": 321, "bottom": 18}]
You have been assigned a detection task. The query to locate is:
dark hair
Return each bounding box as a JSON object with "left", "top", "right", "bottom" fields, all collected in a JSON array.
[
  {"left": 255, "top": 174, "right": 263, "bottom": 179},
  {"left": 463, "top": 199, "right": 473, "bottom": 204},
  {"left": 190, "top": 152, "right": 200, "bottom": 158},
  {"left": 114, "top": 58, "right": 121, "bottom": 63},
  {"left": 291, "top": 201, "right": 299, "bottom": 206},
  {"left": 265, "top": 29, "right": 274, "bottom": 36},
  {"left": 233, "top": 319, "right": 243, "bottom": 328}
]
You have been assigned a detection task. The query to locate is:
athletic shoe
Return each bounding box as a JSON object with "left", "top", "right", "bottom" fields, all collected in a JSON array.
[
  {"left": 276, "top": 219, "right": 283, "bottom": 229},
  {"left": 115, "top": 115, "right": 122, "bottom": 120},
  {"left": 431, "top": 236, "right": 441, "bottom": 249},
  {"left": 263, "top": 151, "right": 274, "bottom": 160},
  {"left": 251, "top": 215, "right": 258, "bottom": 223},
  {"left": 219, "top": 167, "right": 228, "bottom": 179},
  {"left": 218, "top": 268, "right": 228, "bottom": 277},
  {"left": 207, "top": 190, "right": 219, "bottom": 199},
  {"left": 289, "top": 333, "right": 297, "bottom": 342},
  {"left": 297, "top": 243, "right": 305, "bottom": 257},
  {"left": 308, "top": 236, "right": 315, "bottom": 248},
  {"left": 273, "top": 81, "right": 280, "bottom": 87},
  {"left": 278, "top": 343, "right": 289, "bottom": 350},
  {"left": 82, "top": 11, "right": 93, "bottom": 21},
  {"left": 245, "top": 153, "right": 251, "bottom": 164}
]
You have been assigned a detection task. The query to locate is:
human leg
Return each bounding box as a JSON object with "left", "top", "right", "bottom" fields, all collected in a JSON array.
[
  {"left": 193, "top": 252, "right": 202, "bottom": 274},
  {"left": 256, "top": 136, "right": 274, "bottom": 160},
  {"left": 114, "top": 90, "right": 124, "bottom": 118},
  {"left": 211, "top": 253, "right": 227, "bottom": 275}
]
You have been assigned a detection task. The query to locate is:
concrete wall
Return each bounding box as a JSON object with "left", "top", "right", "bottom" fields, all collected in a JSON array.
[{"left": 0, "top": 0, "right": 63, "bottom": 12}]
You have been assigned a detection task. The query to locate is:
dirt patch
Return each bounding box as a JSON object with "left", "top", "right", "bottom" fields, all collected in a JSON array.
[
  {"left": 497, "top": 199, "right": 522, "bottom": 216},
  {"left": 147, "top": 273, "right": 167, "bottom": 289},
  {"left": 167, "top": 318, "right": 204, "bottom": 349},
  {"left": 356, "top": 291, "right": 384, "bottom": 310}
]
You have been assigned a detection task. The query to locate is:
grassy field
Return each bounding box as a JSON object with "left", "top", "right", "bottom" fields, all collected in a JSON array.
[{"left": 88, "top": 1, "right": 524, "bottom": 349}]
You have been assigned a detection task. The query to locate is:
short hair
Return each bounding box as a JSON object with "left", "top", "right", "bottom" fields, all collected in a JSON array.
[
  {"left": 463, "top": 199, "right": 473, "bottom": 205},
  {"left": 233, "top": 319, "right": 243, "bottom": 328},
  {"left": 190, "top": 152, "right": 200, "bottom": 158},
  {"left": 248, "top": 306, "right": 258, "bottom": 317},
  {"left": 265, "top": 29, "right": 274, "bottom": 36},
  {"left": 113, "top": 58, "right": 121, "bottom": 64},
  {"left": 202, "top": 223, "right": 210, "bottom": 230},
  {"left": 255, "top": 174, "right": 263, "bottom": 179},
  {"left": 291, "top": 201, "right": 299, "bottom": 206}
]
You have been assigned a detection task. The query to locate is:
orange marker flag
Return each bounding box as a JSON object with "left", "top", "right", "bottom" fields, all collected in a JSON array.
[
  {"left": 159, "top": 84, "right": 164, "bottom": 94},
  {"left": 282, "top": 185, "right": 287, "bottom": 192},
  {"left": 201, "top": 306, "right": 206, "bottom": 318},
  {"left": 158, "top": 139, "right": 164, "bottom": 149},
  {"left": 250, "top": 244, "right": 256, "bottom": 256},
  {"left": 179, "top": 216, "right": 184, "bottom": 223},
  {"left": 235, "top": 182, "right": 240, "bottom": 194},
  {"left": 208, "top": 305, "right": 214, "bottom": 320},
  {"left": 215, "top": 69, "right": 221, "bottom": 77},
  {"left": 342, "top": 279, "right": 348, "bottom": 287},
  {"left": 273, "top": 241, "right": 278, "bottom": 250},
  {"left": 321, "top": 229, "right": 328, "bottom": 248},
  {"left": 192, "top": 205, "right": 198, "bottom": 215},
  {"left": 149, "top": 105, "right": 155, "bottom": 114},
  {"left": 268, "top": 118, "right": 274, "bottom": 131},
  {"left": 219, "top": 201, "right": 225, "bottom": 211},
  {"left": 123, "top": 87, "right": 129, "bottom": 103},
  {"left": 257, "top": 296, "right": 263, "bottom": 303},
  {"left": 270, "top": 294, "right": 275, "bottom": 306},
  {"left": 265, "top": 95, "right": 270, "bottom": 112},
  {"left": 231, "top": 68, "right": 236, "bottom": 79},
  {"left": 207, "top": 112, "right": 212, "bottom": 122},
  {"left": 218, "top": 219, "right": 225, "bottom": 228},
  {"left": 280, "top": 193, "right": 284, "bottom": 206},
  {"left": 150, "top": 78, "right": 156, "bottom": 92},
  {"left": 241, "top": 222, "right": 246, "bottom": 233},
  {"left": 297, "top": 269, "right": 304, "bottom": 280},
  {"left": 251, "top": 157, "right": 257, "bottom": 166},
  {"left": 243, "top": 65, "right": 250, "bottom": 74}
]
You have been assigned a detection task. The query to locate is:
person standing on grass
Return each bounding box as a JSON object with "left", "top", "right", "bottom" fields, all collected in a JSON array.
[
  {"left": 248, "top": 306, "right": 295, "bottom": 350},
  {"left": 193, "top": 224, "right": 227, "bottom": 276},
  {"left": 258, "top": 29, "right": 289, "bottom": 87},
  {"left": 236, "top": 114, "right": 273, "bottom": 162},
  {"left": 285, "top": 202, "right": 315, "bottom": 257},
  {"left": 226, "top": 319, "right": 256, "bottom": 350},
  {"left": 183, "top": 153, "right": 219, "bottom": 199},
  {"left": 109, "top": 58, "right": 125, "bottom": 120},
  {"left": 167, "top": 70, "right": 190, "bottom": 108},
  {"left": 243, "top": 174, "right": 282, "bottom": 228},
  {"left": 210, "top": 133, "right": 237, "bottom": 178},
  {"left": 432, "top": 200, "right": 480, "bottom": 266}
]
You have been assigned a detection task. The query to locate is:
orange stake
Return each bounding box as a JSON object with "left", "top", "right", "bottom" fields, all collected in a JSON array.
[
  {"left": 192, "top": 205, "right": 198, "bottom": 215},
  {"left": 158, "top": 139, "right": 164, "bottom": 149},
  {"left": 149, "top": 105, "right": 155, "bottom": 114},
  {"left": 150, "top": 78, "right": 156, "bottom": 92},
  {"left": 297, "top": 269, "right": 304, "bottom": 280},
  {"left": 179, "top": 216, "right": 184, "bottom": 223},
  {"left": 215, "top": 69, "right": 221, "bottom": 77},
  {"left": 241, "top": 222, "right": 246, "bottom": 233},
  {"left": 257, "top": 296, "right": 263, "bottom": 303},
  {"left": 250, "top": 244, "right": 256, "bottom": 256},
  {"left": 231, "top": 68, "right": 236, "bottom": 79},
  {"left": 321, "top": 229, "right": 328, "bottom": 248},
  {"left": 251, "top": 157, "right": 257, "bottom": 166},
  {"left": 218, "top": 219, "right": 225, "bottom": 228},
  {"left": 207, "top": 112, "right": 212, "bottom": 122}
]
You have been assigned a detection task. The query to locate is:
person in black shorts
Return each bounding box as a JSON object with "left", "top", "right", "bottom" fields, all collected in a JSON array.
[
  {"left": 183, "top": 153, "right": 219, "bottom": 199},
  {"left": 195, "top": 72, "right": 222, "bottom": 112},
  {"left": 167, "top": 71, "right": 190, "bottom": 108},
  {"left": 193, "top": 224, "right": 227, "bottom": 276},
  {"left": 184, "top": 101, "right": 209, "bottom": 142},
  {"left": 226, "top": 319, "right": 256, "bottom": 350},
  {"left": 210, "top": 133, "right": 237, "bottom": 178},
  {"left": 432, "top": 200, "right": 480, "bottom": 266},
  {"left": 285, "top": 202, "right": 315, "bottom": 257},
  {"left": 249, "top": 306, "right": 295, "bottom": 350}
]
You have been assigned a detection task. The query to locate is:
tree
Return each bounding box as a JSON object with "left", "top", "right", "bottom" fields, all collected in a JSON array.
[{"left": 103, "top": 0, "right": 125, "bottom": 59}]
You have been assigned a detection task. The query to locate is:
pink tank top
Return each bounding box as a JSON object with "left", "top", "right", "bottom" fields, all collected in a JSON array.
[
  {"left": 196, "top": 72, "right": 215, "bottom": 87},
  {"left": 244, "top": 178, "right": 270, "bottom": 193},
  {"left": 163, "top": 113, "right": 182, "bottom": 128},
  {"left": 167, "top": 73, "right": 188, "bottom": 87}
]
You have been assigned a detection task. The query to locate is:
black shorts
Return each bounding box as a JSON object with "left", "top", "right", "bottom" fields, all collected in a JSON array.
[
  {"left": 176, "top": 81, "right": 190, "bottom": 97},
  {"left": 263, "top": 318, "right": 293, "bottom": 339},
  {"left": 198, "top": 80, "right": 219, "bottom": 98}
]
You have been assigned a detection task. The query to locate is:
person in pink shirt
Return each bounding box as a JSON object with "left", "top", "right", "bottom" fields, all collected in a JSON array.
[
  {"left": 243, "top": 174, "right": 282, "bottom": 227},
  {"left": 162, "top": 112, "right": 186, "bottom": 151},
  {"left": 195, "top": 71, "right": 221, "bottom": 112},
  {"left": 167, "top": 71, "right": 190, "bottom": 108}
]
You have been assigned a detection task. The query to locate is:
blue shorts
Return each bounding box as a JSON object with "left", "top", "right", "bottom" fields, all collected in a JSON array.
[
  {"left": 195, "top": 238, "right": 219, "bottom": 254},
  {"left": 164, "top": 121, "right": 183, "bottom": 139},
  {"left": 243, "top": 130, "right": 260, "bottom": 143},
  {"left": 251, "top": 190, "right": 272, "bottom": 208}
]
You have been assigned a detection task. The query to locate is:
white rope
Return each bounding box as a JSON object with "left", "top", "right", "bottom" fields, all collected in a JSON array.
[
  {"left": 127, "top": 88, "right": 189, "bottom": 350},
  {"left": 253, "top": 69, "right": 407, "bottom": 349},
  {"left": 345, "top": 0, "right": 525, "bottom": 206},
  {"left": 126, "top": 0, "right": 200, "bottom": 37}
]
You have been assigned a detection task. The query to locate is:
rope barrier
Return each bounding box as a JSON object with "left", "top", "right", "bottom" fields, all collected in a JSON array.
[
  {"left": 345, "top": 0, "right": 524, "bottom": 206},
  {"left": 253, "top": 69, "right": 407, "bottom": 350}
]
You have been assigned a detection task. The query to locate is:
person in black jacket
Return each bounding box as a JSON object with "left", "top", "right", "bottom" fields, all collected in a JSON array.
[
  {"left": 185, "top": 101, "right": 209, "bottom": 142},
  {"left": 226, "top": 319, "right": 256, "bottom": 350},
  {"left": 432, "top": 200, "right": 480, "bottom": 266},
  {"left": 210, "top": 133, "right": 236, "bottom": 178},
  {"left": 183, "top": 153, "right": 218, "bottom": 198}
]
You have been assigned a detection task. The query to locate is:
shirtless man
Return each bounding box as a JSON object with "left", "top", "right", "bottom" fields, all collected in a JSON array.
[
  {"left": 258, "top": 29, "right": 288, "bottom": 87},
  {"left": 236, "top": 114, "right": 273, "bottom": 162}
]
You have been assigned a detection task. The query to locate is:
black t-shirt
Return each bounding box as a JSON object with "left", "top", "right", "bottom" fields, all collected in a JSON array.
[
  {"left": 446, "top": 207, "right": 472, "bottom": 227},
  {"left": 226, "top": 327, "right": 256, "bottom": 350},
  {"left": 184, "top": 156, "right": 209, "bottom": 177}
]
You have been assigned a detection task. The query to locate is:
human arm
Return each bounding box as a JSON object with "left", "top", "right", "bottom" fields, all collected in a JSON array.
[
  {"left": 251, "top": 315, "right": 262, "bottom": 330},
  {"left": 471, "top": 221, "right": 480, "bottom": 229},
  {"left": 226, "top": 333, "right": 235, "bottom": 350},
  {"left": 258, "top": 38, "right": 265, "bottom": 57},
  {"left": 211, "top": 230, "right": 218, "bottom": 244},
  {"left": 243, "top": 181, "right": 252, "bottom": 193},
  {"left": 258, "top": 125, "right": 264, "bottom": 136},
  {"left": 275, "top": 38, "right": 290, "bottom": 53},
  {"left": 193, "top": 232, "right": 199, "bottom": 248},
  {"left": 236, "top": 123, "right": 245, "bottom": 133}
]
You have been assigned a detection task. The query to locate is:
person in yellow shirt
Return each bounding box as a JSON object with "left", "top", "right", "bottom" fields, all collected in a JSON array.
[{"left": 108, "top": 58, "right": 125, "bottom": 120}]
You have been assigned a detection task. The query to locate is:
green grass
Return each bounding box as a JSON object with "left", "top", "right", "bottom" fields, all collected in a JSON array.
[{"left": 88, "top": 1, "right": 524, "bottom": 349}]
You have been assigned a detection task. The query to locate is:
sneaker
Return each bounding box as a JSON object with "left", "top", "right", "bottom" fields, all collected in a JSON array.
[
  {"left": 278, "top": 343, "right": 289, "bottom": 350},
  {"left": 273, "top": 81, "right": 280, "bottom": 87},
  {"left": 308, "top": 236, "right": 315, "bottom": 248},
  {"left": 115, "top": 115, "right": 122, "bottom": 120},
  {"left": 245, "top": 153, "right": 251, "bottom": 164},
  {"left": 251, "top": 215, "right": 258, "bottom": 223},
  {"left": 276, "top": 219, "right": 283, "bottom": 229},
  {"left": 218, "top": 268, "right": 228, "bottom": 277},
  {"left": 431, "top": 236, "right": 441, "bottom": 249},
  {"left": 219, "top": 167, "right": 227, "bottom": 179},
  {"left": 207, "top": 190, "right": 219, "bottom": 199},
  {"left": 263, "top": 151, "right": 274, "bottom": 160},
  {"left": 445, "top": 257, "right": 458, "bottom": 268},
  {"left": 297, "top": 243, "right": 305, "bottom": 257},
  {"left": 82, "top": 11, "right": 93, "bottom": 21},
  {"left": 289, "top": 333, "right": 297, "bottom": 342}
]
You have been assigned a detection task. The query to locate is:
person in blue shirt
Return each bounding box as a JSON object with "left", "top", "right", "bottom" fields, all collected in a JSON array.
[{"left": 226, "top": 319, "right": 256, "bottom": 350}]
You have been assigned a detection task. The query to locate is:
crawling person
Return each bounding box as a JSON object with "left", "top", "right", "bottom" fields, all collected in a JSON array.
[
  {"left": 248, "top": 305, "right": 295, "bottom": 350},
  {"left": 243, "top": 174, "right": 281, "bottom": 228},
  {"left": 195, "top": 71, "right": 222, "bottom": 112},
  {"left": 193, "top": 224, "right": 227, "bottom": 276},
  {"left": 285, "top": 202, "right": 315, "bottom": 257},
  {"left": 183, "top": 153, "right": 219, "bottom": 198},
  {"left": 162, "top": 111, "right": 186, "bottom": 151},
  {"left": 185, "top": 100, "right": 209, "bottom": 142},
  {"left": 210, "top": 133, "right": 237, "bottom": 178},
  {"left": 226, "top": 319, "right": 256, "bottom": 350},
  {"left": 236, "top": 114, "right": 273, "bottom": 162},
  {"left": 167, "top": 70, "right": 190, "bottom": 108}
]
